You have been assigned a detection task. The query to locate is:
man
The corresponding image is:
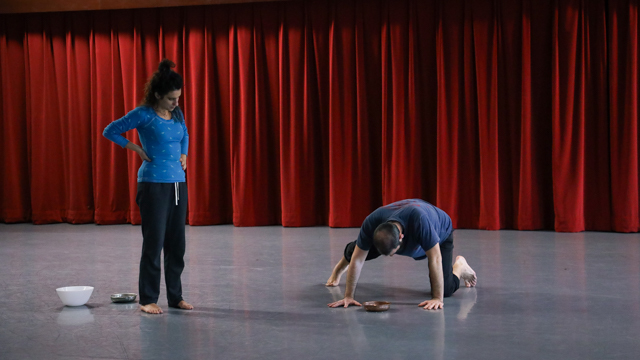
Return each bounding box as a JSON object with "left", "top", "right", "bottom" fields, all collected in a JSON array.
[{"left": 327, "top": 199, "right": 477, "bottom": 310}]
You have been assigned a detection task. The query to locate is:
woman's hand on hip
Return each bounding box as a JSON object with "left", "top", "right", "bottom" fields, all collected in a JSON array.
[
  {"left": 125, "top": 142, "right": 151, "bottom": 162},
  {"left": 180, "top": 154, "right": 187, "bottom": 170},
  {"left": 137, "top": 148, "right": 151, "bottom": 162}
]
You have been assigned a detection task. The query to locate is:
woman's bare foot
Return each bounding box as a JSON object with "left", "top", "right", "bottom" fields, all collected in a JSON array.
[
  {"left": 177, "top": 300, "right": 194, "bottom": 310},
  {"left": 453, "top": 256, "right": 477, "bottom": 287},
  {"left": 140, "top": 303, "right": 163, "bottom": 314},
  {"left": 326, "top": 257, "right": 349, "bottom": 287}
]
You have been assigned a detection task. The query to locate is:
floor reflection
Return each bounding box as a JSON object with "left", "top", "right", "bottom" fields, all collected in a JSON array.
[{"left": 56, "top": 306, "right": 95, "bottom": 326}]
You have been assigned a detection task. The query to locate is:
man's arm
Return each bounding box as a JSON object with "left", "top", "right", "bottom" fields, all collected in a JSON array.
[
  {"left": 418, "top": 243, "right": 444, "bottom": 310},
  {"left": 328, "top": 244, "right": 369, "bottom": 308}
]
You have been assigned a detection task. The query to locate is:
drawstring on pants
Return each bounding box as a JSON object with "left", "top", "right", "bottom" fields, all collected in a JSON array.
[{"left": 174, "top": 182, "right": 179, "bottom": 206}]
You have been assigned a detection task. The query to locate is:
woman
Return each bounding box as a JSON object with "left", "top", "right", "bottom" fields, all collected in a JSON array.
[{"left": 103, "top": 59, "right": 193, "bottom": 314}]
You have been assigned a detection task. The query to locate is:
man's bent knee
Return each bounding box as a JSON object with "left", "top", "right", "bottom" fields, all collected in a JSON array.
[{"left": 343, "top": 241, "right": 357, "bottom": 263}]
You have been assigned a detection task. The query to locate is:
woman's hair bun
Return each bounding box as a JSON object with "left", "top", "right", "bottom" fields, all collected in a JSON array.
[
  {"left": 140, "top": 58, "right": 183, "bottom": 108},
  {"left": 158, "top": 59, "right": 176, "bottom": 73}
]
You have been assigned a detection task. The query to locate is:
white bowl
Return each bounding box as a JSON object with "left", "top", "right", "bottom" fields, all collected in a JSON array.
[{"left": 56, "top": 286, "right": 94, "bottom": 306}]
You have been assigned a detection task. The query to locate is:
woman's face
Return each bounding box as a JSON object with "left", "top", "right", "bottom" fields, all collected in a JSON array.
[{"left": 155, "top": 89, "right": 181, "bottom": 112}]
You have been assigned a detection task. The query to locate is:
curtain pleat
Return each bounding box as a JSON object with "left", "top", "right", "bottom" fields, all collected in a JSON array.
[
  {"left": 609, "top": 0, "right": 639, "bottom": 232},
  {"left": 0, "top": 15, "right": 30, "bottom": 222},
  {"left": 1, "top": 0, "right": 639, "bottom": 232}
]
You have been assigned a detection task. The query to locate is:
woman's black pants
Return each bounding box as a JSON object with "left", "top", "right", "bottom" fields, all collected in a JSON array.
[{"left": 136, "top": 182, "right": 187, "bottom": 307}]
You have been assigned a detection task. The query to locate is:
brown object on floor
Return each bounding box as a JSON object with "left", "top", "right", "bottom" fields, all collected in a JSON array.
[{"left": 363, "top": 301, "right": 391, "bottom": 312}]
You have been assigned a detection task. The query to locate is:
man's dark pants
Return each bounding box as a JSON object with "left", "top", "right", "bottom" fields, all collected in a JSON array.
[{"left": 343, "top": 232, "right": 460, "bottom": 297}]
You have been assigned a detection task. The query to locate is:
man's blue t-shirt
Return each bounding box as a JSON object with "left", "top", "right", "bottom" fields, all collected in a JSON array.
[{"left": 356, "top": 199, "right": 453, "bottom": 260}]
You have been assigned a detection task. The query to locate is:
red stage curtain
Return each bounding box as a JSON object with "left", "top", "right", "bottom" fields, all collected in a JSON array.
[{"left": 0, "top": 0, "right": 639, "bottom": 232}]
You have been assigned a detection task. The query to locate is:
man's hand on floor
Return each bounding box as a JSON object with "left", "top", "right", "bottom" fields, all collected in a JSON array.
[
  {"left": 419, "top": 299, "right": 444, "bottom": 310},
  {"left": 328, "top": 297, "right": 362, "bottom": 308}
]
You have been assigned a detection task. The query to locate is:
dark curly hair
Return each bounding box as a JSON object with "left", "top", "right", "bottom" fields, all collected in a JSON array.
[{"left": 140, "top": 59, "right": 183, "bottom": 107}]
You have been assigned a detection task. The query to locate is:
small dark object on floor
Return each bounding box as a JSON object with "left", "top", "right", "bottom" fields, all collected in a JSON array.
[
  {"left": 363, "top": 301, "right": 390, "bottom": 312},
  {"left": 111, "top": 293, "right": 138, "bottom": 303}
]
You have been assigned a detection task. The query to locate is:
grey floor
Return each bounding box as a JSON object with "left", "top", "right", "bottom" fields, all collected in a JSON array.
[{"left": 0, "top": 224, "right": 639, "bottom": 360}]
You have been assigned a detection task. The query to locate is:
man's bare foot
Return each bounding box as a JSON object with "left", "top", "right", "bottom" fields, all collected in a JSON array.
[
  {"left": 140, "top": 303, "right": 163, "bottom": 314},
  {"left": 326, "top": 258, "right": 349, "bottom": 287},
  {"left": 176, "top": 300, "right": 194, "bottom": 310},
  {"left": 326, "top": 274, "right": 341, "bottom": 287},
  {"left": 453, "top": 256, "right": 477, "bottom": 287}
]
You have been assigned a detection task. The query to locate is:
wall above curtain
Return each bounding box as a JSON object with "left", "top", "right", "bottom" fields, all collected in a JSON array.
[
  {"left": 0, "top": 0, "right": 290, "bottom": 14},
  {"left": 0, "top": 0, "right": 638, "bottom": 232}
]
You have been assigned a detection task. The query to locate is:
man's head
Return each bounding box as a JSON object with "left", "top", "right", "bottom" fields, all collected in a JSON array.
[{"left": 373, "top": 222, "right": 403, "bottom": 256}]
